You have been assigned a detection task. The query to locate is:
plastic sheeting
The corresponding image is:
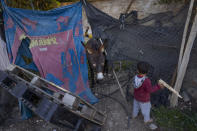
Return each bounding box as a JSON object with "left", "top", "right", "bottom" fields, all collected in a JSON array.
[
  {"left": 1, "top": 0, "right": 98, "bottom": 104},
  {"left": 0, "top": 35, "right": 10, "bottom": 70}
]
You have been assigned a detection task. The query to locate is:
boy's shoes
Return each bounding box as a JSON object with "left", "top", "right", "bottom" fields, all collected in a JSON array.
[
  {"left": 148, "top": 123, "right": 158, "bottom": 130},
  {"left": 144, "top": 119, "right": 158, "bottom": 130}
]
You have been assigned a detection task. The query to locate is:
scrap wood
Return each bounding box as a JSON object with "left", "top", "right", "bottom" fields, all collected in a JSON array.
[
  {"left": 113, "top": 69, "right": 126, "bottom": 98},
  {"left": 159, "top": 79, "right": 183, "bottom": 99}
]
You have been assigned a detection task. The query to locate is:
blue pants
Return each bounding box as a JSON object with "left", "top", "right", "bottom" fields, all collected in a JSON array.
[{"left": 132, "top": 99, "right": 151, "bottom": 122}]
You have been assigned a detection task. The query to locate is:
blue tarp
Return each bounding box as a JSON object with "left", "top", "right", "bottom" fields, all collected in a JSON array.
[{"left": 1, "top": 0, "right": 98, "bottom": 104}]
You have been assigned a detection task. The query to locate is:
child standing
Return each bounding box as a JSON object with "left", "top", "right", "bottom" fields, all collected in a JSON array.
[{"left": 132, "top": 61, "right": 164, "bottom": 123}]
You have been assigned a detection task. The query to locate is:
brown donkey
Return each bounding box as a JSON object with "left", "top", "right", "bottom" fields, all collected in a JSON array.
[{"left": 81, "top": 38, "right": 108, "bottom": 88}]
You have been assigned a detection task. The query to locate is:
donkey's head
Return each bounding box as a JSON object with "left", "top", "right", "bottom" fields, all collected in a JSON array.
[{"left": 82, "top": 38, "right": 107, "bottom": 80}]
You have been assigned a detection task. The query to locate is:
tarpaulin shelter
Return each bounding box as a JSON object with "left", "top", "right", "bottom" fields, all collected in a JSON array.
[{"left": 1, "top": 0, "right": 98, "bottom": 104}]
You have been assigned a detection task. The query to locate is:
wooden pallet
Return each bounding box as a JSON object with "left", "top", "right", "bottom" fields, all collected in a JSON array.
[{"left": 4, "top": 64, "right": 106, "bottom": 126}]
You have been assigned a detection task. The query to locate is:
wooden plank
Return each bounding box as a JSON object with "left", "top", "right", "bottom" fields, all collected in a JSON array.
[
  {"left": 170, "top": 12, "right": 197, "bottom": 107},
  {"left": 177, "top": 0, "right": 194, "bottom": 72},
  {"left": 9, "top": 64, "right": 107, "bottom": 125},
  {"left": 159, "top": 79, "right": 182, "bottom": 98},
  {"left": 170, "top": 66, "right": 177, "bottom": 86},
  {"left": 113, "top": 69, "right": 126, "bottom": 98},
  {"left": 124, "top": 0, "right": 136, "bottom": 14},
  {"left": 7, "top": 64, "right": 15, "bottom": 71}
]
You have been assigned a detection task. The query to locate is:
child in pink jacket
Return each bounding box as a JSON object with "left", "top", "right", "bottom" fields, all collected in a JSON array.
[{"left": 132, "top": 61, "right": 164, "bottom": 123}]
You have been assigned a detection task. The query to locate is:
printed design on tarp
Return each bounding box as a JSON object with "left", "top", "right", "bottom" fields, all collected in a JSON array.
[{"left": 2, "top": 0, "right": 98, "bottom": 103}]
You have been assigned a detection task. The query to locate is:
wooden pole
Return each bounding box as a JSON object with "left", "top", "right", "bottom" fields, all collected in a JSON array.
[
  {"left": 113, "top": 69, "right": 126, "bottom": 98},
  {"left": 170, "top": 12, "right": 197, "bottom": 107},
  {"left": 159, "top": 79, "right": 182, "bottom": 98},
  {"left": 124, "top": 0, "right": 136, "bottom": 14},
  {"left": 177, "top": 0, "right": 194, "bottom": 72}
]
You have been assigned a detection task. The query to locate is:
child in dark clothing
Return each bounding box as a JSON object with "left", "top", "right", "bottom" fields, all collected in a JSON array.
[{"left": 132, "top": 61, "right": 164, "bottom": 123}]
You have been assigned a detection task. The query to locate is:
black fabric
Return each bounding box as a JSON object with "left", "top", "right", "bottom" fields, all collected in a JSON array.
[
  {"left": 0, "top": 5, "right": 5, "bottom": 41},
  {"left": 82, "top": 0, "right": 189, "bottom": 83}
]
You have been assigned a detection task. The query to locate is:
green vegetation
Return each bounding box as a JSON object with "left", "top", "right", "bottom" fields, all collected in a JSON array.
[
  {"left": 113, "top": 61, "right": 133, "bottom": 72},
  {"left": 121, "top": 61, "right": 133, "bottom": 70},
  {"left": 5, "top": 0, "right": 104, "bottom": 10},
  {"left": 6, "top": 0, "right": 61, "bottom": 10},
  {"left": 153, "top": 106, "right": 197, "bottom": 131}
]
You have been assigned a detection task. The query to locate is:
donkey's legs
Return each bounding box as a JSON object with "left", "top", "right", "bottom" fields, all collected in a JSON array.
[
  {"left": 88, "top": 62, "right": 95, "bottom": 89},
  {"left": 104, "top": 59, "right": 109, "bottom": 76}
]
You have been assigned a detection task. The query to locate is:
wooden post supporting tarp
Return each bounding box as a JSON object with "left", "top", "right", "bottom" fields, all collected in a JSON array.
[
  {"left": 177, "top": 0, "right": 194, "bottom": 72},
  {"left": 170, "top": 12, "right": 197, "bottom": 107}
]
